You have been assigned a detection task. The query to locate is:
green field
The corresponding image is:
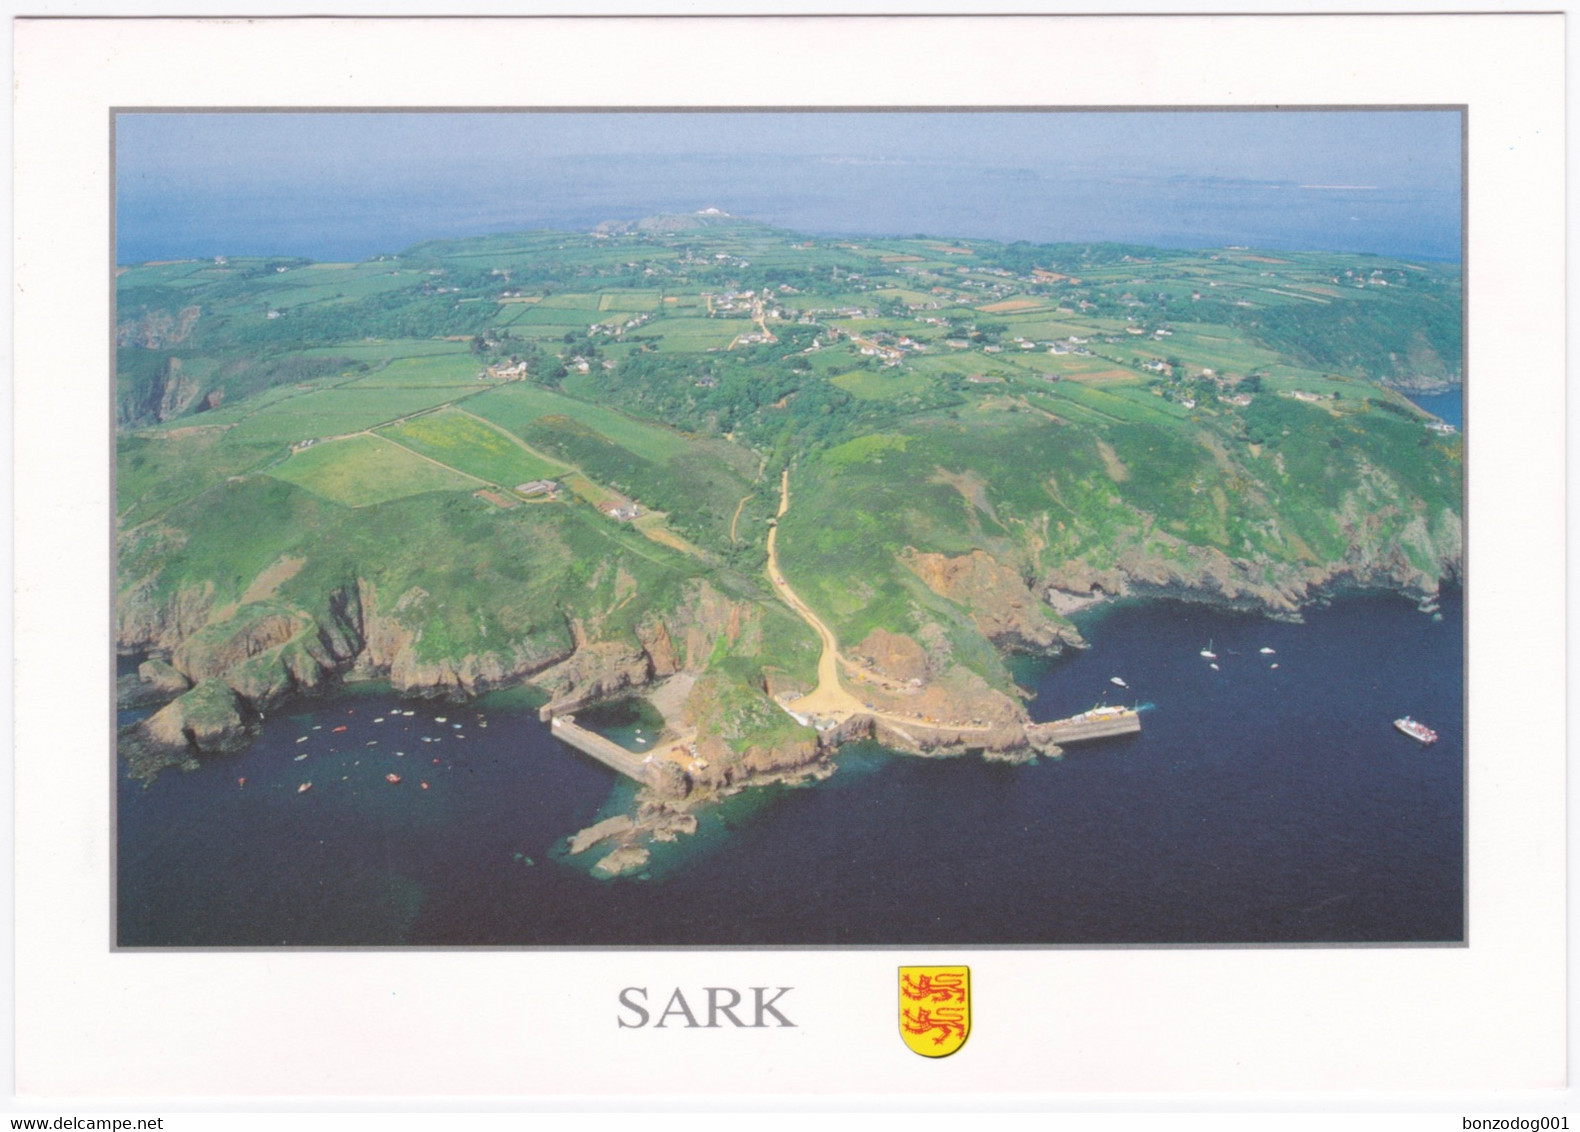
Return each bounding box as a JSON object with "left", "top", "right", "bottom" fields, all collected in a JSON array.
[
  {"left": 466, "top": 384, "right": 690, "bottom": 462},
  {"left": 642, "top": 317, "right": 741, "bottom": 352},
  {"left": 598, "top": 291, "right": 662, "bottom": 312},
  {"left": 343, "top": 352, "right": 488, "bottom": 387},
  {"left": 221, "top": 387, "right": 480, "bottom": 444},
  {"left": 267, "top": 434, "right": 482, "bottom": 506},
  {"left": 293, "top": 339, "right": 473, "bottom": 364},
  {"left": 378, "top": 408, "right": 566, "bottom": 486},
  {"left": 831, "top": 369, "right": 933, "bottom": 401},
  {"left": 537, "top": 292, "right": 605, "bottom": 310}
]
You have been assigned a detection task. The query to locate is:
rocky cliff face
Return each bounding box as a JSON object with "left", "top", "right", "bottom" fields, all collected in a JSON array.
[
  {"left": 1044, "top": 501, "right": 1461, "bottom": 615},
  {"left": 117, "top": 305, "right": 201, "bottom": 350},
  {"left": 903, "top": 548, "right": 1078, "bottom": 653},
  {"left": 116, "top": 564, "right": 779, "bottom": 782}
]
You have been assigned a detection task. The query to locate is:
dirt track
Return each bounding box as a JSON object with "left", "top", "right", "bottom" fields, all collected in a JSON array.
[
  {"left": 764, "top": 469, "right": 995, "bottom": 736},
  {"left": 765, "top": 469, "right": 867, "bottom": 718}
]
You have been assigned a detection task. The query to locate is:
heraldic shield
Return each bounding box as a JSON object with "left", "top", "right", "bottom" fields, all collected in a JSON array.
[{"left": 899, "top": 965, "right": 971, "bottom": 1058}]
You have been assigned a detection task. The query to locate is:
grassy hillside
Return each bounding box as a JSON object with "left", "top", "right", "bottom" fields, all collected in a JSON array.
[{"left": 116, "top": 214, "right": 1461, "bottom": 782}]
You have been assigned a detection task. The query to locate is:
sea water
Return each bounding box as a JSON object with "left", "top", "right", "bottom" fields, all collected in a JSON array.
[
  {"left": 1402, "top": 387, "right": 1463, "bottom": 430},
  {"left": 117, "top": 588, "right": 1462, "bottom": 947}
]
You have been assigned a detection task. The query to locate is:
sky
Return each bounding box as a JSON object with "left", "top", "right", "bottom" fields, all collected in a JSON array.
[{"left": 115, "top": 110, "right": 1463, "bottom": 263}]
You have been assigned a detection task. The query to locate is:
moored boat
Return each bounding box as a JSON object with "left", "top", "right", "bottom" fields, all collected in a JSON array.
[{"left": 1200, "top": 639, "right": 1217, "bottom": 660}]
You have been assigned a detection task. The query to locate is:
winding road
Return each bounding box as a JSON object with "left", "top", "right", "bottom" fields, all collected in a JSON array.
[
  {"left": 764, "top": 470, "right": 867, "bottom": 718},
  {"left": 764, "top": 468, "right": 996, "bottom": 736}
]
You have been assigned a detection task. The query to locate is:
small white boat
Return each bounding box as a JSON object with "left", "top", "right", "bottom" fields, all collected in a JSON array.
[
  {"left": 373, "top": 717, "right": 385, "bottom": 724},
  {"left": 296, "top": 736, "right": 308, "bottom": 744},
  {"left": 1209, "top": 662, "right": 1220, "bottom": 671},
  {"left": 1110, "top": 676, "right": 1128, "bottom": 688},
  {"left": 297, "top": 782, "right": 312, "bottom": 793},
  {"left": 1259, "top": 647, "right": 1276, "bottom": 655},
  {"left": 1270, "top": 663, "right": 1279, "bottom": 669},
  {"left": 294, "top": 753, "right": 308, "bottom": 762},
  {"left": 1200, "top": 640, "right": 1218, "bottom": 660},
  {"left": 435, "top": 716, "right": 448, "bottom": 723},
  {"left": 1394, "top": 716, "right": 1439, "bottom": 744}
]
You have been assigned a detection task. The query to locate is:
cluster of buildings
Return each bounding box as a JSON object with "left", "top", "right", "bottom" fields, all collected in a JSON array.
[
  {"left": 482, "top": 360, "right": 529, "bottom": 381},
  {"left": 599, "top": 500, "right": 644, "bottom": 522}
]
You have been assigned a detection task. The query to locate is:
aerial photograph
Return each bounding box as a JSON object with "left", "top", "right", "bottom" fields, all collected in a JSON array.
[{"left": 113, "top": 110, "right": 1463, "bottom": 948}]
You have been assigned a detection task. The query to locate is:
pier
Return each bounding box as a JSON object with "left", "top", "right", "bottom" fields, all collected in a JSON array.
[
  {"left": 549, "top": 715, "right": 655, "bottom": 785},
  {"left": 1027, "top": 708, "right": 1142, "bottom": 748}
]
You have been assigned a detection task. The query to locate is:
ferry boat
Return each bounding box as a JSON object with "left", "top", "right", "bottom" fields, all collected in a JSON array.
[
  {"left": 1071, "top": 704, "right": 1136, "bottom": 723},
  {"left": 1393, "top": 716, "right": 1439, "bottom": 744}
]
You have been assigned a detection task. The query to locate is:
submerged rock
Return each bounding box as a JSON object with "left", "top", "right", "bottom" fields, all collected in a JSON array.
[
  {"left": 567, "top": 814, "right": 636, "bottom": 855},
  {"left": 592, "top": 845, "right": 651, "bottom": 878}
]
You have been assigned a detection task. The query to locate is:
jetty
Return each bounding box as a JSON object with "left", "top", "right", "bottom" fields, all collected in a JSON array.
[
  {"left": 1027, "top": 706, "right": 1142, "bottom": 749},
  {"left": 549, "top": 714, "right": 655, "bottom": 785}
]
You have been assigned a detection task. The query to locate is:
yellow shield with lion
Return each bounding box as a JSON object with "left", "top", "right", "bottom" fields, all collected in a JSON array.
[{"left": 899, "top": 965, "right": 970, "bottom": 1057}]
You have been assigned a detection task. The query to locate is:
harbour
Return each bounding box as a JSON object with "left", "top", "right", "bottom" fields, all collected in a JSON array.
[{"left": 118, "top": 587, "right": 1462, "bottom": 947}]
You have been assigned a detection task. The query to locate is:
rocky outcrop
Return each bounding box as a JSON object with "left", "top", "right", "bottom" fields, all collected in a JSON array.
[
  {"left": 592, "top": 846, "right": 651, "bottom": 878},
  {"left": 533, "top": 638, "right": 654, "bottom": 719},
  {"left": 531, "top": 582, "right": 764, "bottom": 720},
  {"left": 122, "top": 678, "right": 258, "bottom": 780},
  {"left": 568, "top": 814, "right": 637, "bottom": 855},
  {"left": 567, "top": 801, "right": 701, "bottom": 876},
  {"left": 851, "top": 628, "right": 930, "bottom": 684},
  {"left": 1381, "top": 374, "right": 1462, "bottom": 395},
  {"left": 117, "top": 305, "right": 201, "bottom": 350},
  {"left": 636, "top": 617, "right": 680, "bottom": 678},
  {"left": 137, "top": 657, "right": 191, "bottom": 696},
  {"left": 117, "top": 577, "right": 218, "bottom": 655},
  {"left": 903, "top": 548, "right": 1075, "bottom": 653},
  {"left": 172, "top": 607, "right": 312, "bottom": 683},
  {"left": 156, "top": 357, "right": 206, "bottom": 420},
  {"left": 355, "top": 583, "right": 572, "bottom": 697}
]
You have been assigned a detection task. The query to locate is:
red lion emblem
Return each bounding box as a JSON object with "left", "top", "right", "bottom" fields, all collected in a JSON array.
[
  {"left": 901, "top": 1006, "right": 968, "bottom": 1047},
  {"left": 900, "top": 972, "right": 967, "bottom": 1004}
]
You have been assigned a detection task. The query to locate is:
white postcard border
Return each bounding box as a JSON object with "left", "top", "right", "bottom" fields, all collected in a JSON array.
[{"left": 12, "top": 13, "right": 1566, "bottom": 1100}]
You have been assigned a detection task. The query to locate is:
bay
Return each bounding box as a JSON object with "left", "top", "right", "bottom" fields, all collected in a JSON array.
[
  {"left": 117, "top": 588, "right": 1462, "bottom": 947},
  {"left": 1402, "top": 387, "right": 1464, "bottom": 430}
]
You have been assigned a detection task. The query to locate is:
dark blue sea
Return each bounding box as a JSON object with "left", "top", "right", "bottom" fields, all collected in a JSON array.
[
  {"left": 117, "top": 588, "right": 1462, "bottom": 947},
  {"left": 1402, "top": 388, "right": 1463, "bottom": 430}
]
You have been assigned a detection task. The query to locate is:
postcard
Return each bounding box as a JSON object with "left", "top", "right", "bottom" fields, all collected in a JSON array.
[{"left": 12, "top": 12, "right": 1566, "bottom": 1104}]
